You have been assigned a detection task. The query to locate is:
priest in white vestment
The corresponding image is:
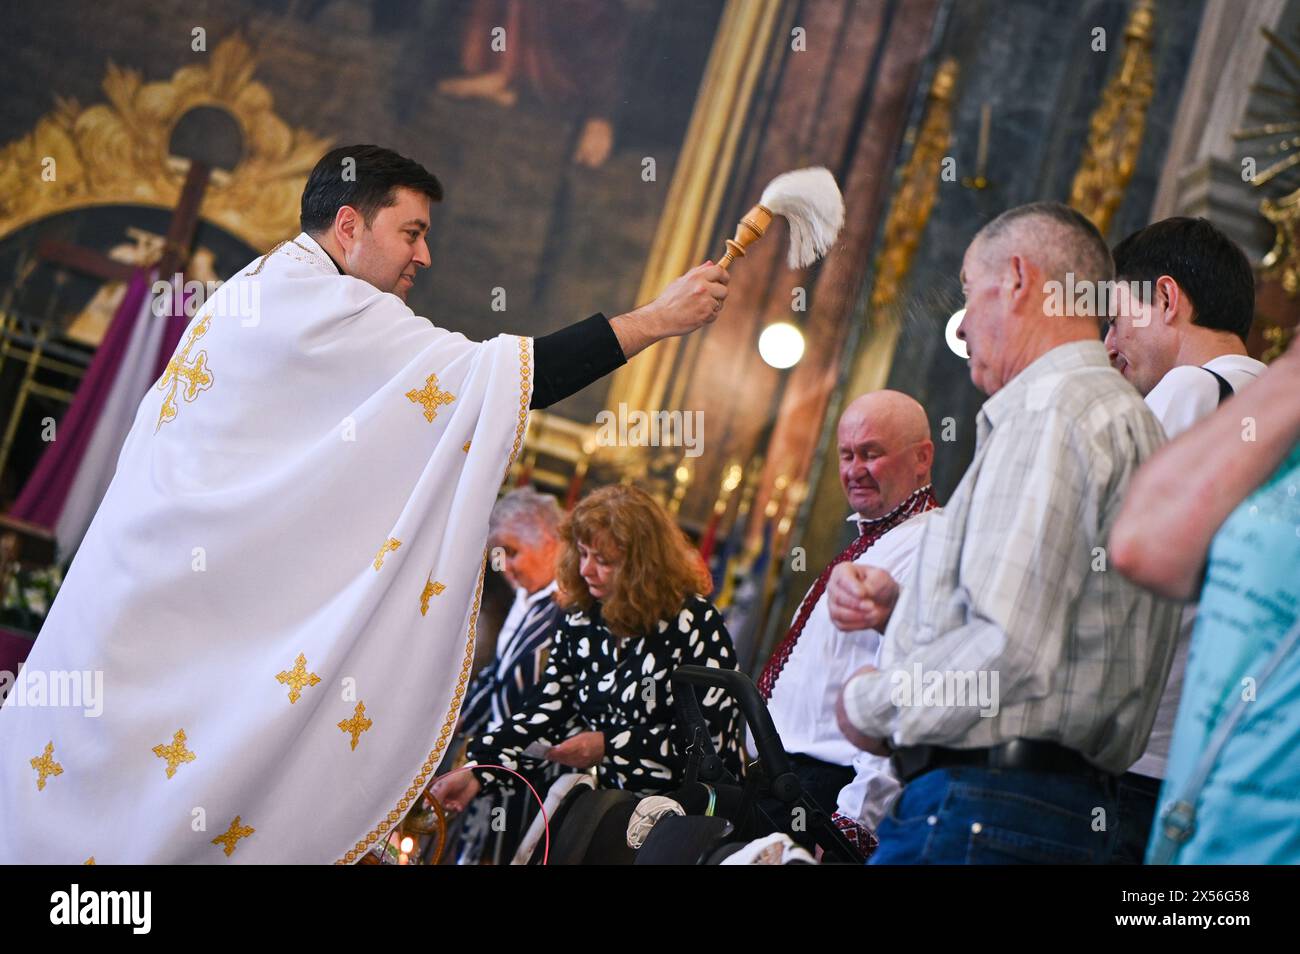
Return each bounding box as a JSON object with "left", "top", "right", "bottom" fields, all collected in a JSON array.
[{"left": 0, "top": 145, "right": 728, "bottom": 863}]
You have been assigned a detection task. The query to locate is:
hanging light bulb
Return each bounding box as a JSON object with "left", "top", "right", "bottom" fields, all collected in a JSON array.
[
  {"left": 400, "top": 835, "right": 415, "bottom": 854},
  {"left": 758, "top": 321, "right": 805, "bottom": 369}
]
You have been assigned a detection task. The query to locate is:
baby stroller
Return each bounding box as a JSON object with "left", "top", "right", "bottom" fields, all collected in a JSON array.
[{"left": 532, "top": 665, "right": 864, "bottom": 864}]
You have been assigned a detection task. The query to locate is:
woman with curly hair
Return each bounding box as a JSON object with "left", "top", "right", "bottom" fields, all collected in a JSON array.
[{"left": 431, "top": 484, "right": 743, "bottom": 813}]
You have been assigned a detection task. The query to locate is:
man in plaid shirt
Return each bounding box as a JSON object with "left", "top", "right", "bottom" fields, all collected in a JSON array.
[{"left": 832, "top": 202, "right": 1181, "bottom": 865}]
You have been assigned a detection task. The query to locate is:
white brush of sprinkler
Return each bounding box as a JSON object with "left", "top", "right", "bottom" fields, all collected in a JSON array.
[{"left": 717, "top": 166, "right": 845, "bottom": 270}]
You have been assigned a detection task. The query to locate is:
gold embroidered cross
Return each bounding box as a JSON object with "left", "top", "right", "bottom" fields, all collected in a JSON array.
[
  {"left": 338, "top": 701, "right": 373, "bottom": 751},
  {"left": 462, "top": 440, "right": 471, "bottom": 453},
  {"left": 152, "top": 728, "right": 196, "bottom": 779},
  {"left": 276, "top": 653, "right": 321, "bottom": 704},
  {"left": 212, "top": 816, "right": 255, "bottom": 856},
  {"left": 30, "top": 741, "right": 62, "bottom": 791},
  {"left": 373, "top": 537, "right": 402, "bottom": 571},
  {"left": 155, "top": 314, "right": 215, "bottom": 431},
  {"left": 405, "top": 373, "right": 456, "bottom": 423},
  {"left": 420, "top": 578, "right": 446, "bottom": 616}
]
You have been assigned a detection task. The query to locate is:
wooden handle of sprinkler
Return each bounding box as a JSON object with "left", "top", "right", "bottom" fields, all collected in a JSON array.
[{"left": 717, "top": 203, "right": 774, "bottom": 270}]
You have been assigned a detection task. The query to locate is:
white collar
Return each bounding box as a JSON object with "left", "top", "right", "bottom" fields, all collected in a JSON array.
[
  {"left": 1203, "top": 353, "right": 1266, "bottom": 376},
  {"left": 279, "top": 232, "right": 341, "bottom": 275},
  {"left": 519, "top": 580, "right": 558, "bottom": 607}
]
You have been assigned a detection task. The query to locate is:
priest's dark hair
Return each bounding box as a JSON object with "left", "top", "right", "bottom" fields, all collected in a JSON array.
[
  {"left": 299, "top": 145, "right": 443, "bottom": 235},
  {"left": 1112, "top": 216, "right": 1256, "bottom": 343}
]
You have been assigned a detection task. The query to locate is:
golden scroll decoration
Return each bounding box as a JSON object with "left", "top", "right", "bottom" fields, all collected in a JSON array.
[
  {"left": 0, "top": 35, "right": 330, "bottom": 249},
  {"left": 870, "top": 58, "right": 958, "bottom": 312},
  {"left": 1068, "top": 0, "right": 1156, "bottom": 237},
  {"left": 1236, "top": 27, "right": 1300, "bottom": 300}
]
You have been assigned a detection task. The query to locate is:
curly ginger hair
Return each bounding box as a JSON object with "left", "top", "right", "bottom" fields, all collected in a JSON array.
[{"left": 555, "top": 484, "right": 711, "bottom": 637}]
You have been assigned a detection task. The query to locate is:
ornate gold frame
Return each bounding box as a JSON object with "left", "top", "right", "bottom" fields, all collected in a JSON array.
[{"left": 0, "top": 35, "right": 329, "bottom": 250}]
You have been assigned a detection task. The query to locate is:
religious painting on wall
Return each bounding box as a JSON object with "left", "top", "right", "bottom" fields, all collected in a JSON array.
[
  {"left": 0, "top": 0, "right": 729, "bottom": 504},
  {"left": 397, "top": 0, "right": 728, "bottom": 423}
]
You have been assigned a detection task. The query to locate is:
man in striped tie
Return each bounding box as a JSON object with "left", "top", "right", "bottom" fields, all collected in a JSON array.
[
  {"left": 753, "top": 389, "right": 939, "bottom": 858},
  {"left": 451, "top": 487, "right": 565, "bottom": 864}
]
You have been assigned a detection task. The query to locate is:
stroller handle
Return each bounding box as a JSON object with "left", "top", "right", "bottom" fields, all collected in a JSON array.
[
  {"left": 670, "top": 665, "right": 794, "bottom": 783},
  {"left": 670, "top": 665, "right": 863, "bottom": 861}
]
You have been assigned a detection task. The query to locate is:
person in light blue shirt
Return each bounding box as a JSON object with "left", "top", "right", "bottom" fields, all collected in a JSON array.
[
  {"left": 1153, "top": 446, "right": 1300, "bottom": 862},
  {"left": 1113, "top": 337, "right": 1300, "bottom": 864}
]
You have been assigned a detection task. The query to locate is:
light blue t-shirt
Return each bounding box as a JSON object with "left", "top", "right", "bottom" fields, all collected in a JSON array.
[{"left": 1147, "top": 443, "right": 1300, "bottom": 864}]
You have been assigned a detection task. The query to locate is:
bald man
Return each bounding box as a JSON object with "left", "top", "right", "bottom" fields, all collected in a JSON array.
[
  {"left": 834, "top": 202, "right": 1179, "bottom": 865},
  {"left": 753, "top": 389, "right": 939, "bottom": 858}
]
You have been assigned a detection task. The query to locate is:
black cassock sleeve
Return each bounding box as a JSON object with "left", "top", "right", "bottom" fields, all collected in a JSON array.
[{"left": 529, "top": 313, "right": 627, "bottom": 410}]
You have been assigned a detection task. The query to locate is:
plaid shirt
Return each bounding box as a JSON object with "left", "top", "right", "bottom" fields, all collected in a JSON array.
[{"left": 843, "top": 340, "right": 1181, "bottom": 774}]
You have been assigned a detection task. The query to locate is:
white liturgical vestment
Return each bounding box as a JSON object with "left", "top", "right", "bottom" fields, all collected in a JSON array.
[{"left": 0, "top": 234, "right": 533, "bottom": 863}]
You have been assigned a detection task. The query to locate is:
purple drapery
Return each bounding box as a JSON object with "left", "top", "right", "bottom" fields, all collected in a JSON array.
[{"left": 9, "top": 269, "right": 153, "bottom": 528}]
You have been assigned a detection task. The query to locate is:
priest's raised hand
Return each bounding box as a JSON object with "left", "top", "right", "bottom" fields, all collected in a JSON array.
[
  {"left": 607, "top": 262, "right": 730, "bottom": 359},
  {"left": 0, "top": 145, "right": 731, "bottom": 865}
]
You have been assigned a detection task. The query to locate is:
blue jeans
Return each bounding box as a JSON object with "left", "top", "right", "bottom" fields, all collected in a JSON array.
[
  {"left": 1112, "top": 771, "right": 1160, "bottom": 865},
  {"left": 868, "top": 766, "right": 1120, "bottom": 864}
]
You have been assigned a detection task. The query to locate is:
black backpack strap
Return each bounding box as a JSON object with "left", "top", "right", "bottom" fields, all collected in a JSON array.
[{"left": 1204, "top": 367, "right": 1234, "bottom": 404}]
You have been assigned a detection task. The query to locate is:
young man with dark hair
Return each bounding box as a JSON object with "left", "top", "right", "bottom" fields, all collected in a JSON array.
[
  {"left": 1106, "top": 216, "right": 1266, "bottom": 438},
  {"left": 1103, "top": 216, "right": 1268, "bottom": 862},
  {"left": 298, "top": 144, "right": 444, "bottom": 234}
]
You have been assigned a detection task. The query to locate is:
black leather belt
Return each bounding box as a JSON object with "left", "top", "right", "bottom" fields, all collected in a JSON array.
[{"left": 890, "top": 739, "right": 1112, "bottom": 785}]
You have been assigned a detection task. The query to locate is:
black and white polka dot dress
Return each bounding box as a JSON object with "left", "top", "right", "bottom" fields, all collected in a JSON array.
[{"left": 467, "top": 594, "right": 744, "bottom": 795}]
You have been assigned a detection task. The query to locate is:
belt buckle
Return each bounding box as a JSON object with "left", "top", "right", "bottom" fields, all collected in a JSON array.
[
  {"left": 992, "top": 738, "right": 1028, "bottom": 771},
  {"left": 890, "top": 744, "right": 936, "bottom": 783}
]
